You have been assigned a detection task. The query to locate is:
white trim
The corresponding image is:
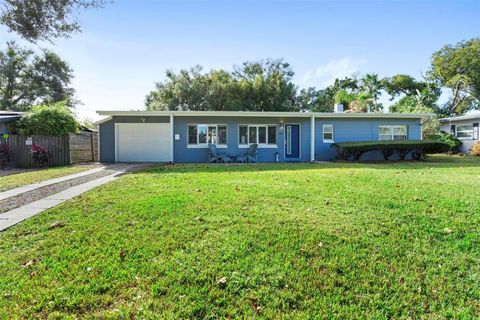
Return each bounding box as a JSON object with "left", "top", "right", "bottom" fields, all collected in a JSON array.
[
  {"left": 94, "top": 116, "right": 113, "bottom": 125},
  {"left": 310, "top": 115, "right": 315, "bottom": 162},
  {"left": 456, "top": 124, "right": 475, "bottom": 140},
  {"left": 187, "top": 123, "right": 228, "bottom": 147},
  {"left": 440, "top": 113, "right": 480, "bottom": 122},
  {"left": 322, "top": 124, "right": 334, "bottom": 143},
  {"left": 238, "top": 144, "right": 277, "bottom": 149},
  {"left": 114, "top": 123, "right": 118, "bottom": 162},
  {"left": 378, "top": 125, "right": 408, "bottom": 141},
  {"left": 169, "top": 114, "right": 174, "bottom": 163},
  {"left": 286, "top": 125, "right": 291, "bottom": 155},
  {"left": 97, "top": 110, "right": 431, "bottom": 119},
  {"left": 284, "top": 123, "right": 301, "bottom": 159},
  {"left": 0, "top": 111, "right": 24, "bottom": 115},
  {"left": 238, "top": 124, "right": 278, "bottom": 147},
  {"left": 188, "top": 144, "right": 228, "bottom": 149},
  {"left": 420, "top": 120, "right": 423, "bottom": 140}
]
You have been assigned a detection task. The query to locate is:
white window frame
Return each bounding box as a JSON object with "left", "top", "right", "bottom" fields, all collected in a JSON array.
[
  {"left": 187, "top": 124, "right": 228, "bottom": 148},
  {"left": 378, "top": 125, "right": 408, "bottom": 141},
  {"left": 323, "top": 124, "right": 334, "bottom": 143},
  {"left": 238, "top": 124, "right": 277, "bottom": 148},
  {"left": 456, "top": 125, "right": 474, "bottom": 140}
]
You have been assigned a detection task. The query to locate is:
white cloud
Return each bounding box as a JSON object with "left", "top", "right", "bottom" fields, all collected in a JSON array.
[{"left": 300, "top": 57, "right": 367, "bottom": 89}]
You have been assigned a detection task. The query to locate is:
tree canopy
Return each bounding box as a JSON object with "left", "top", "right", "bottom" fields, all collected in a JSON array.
[
  {"left": 429, "top": 37, "right": 480, "bottom": 116},
  {"left": 0, "top": 0, "right": 107, "bottom": 43},
  {"left": 0, "top": 41, "right": 74, "bottom": 111},
  {"left": 145, "top": 59, "right": 296, "bottom": 112},
  {"left": 145, "top": 38, "right": 480, "bottom": 118}
]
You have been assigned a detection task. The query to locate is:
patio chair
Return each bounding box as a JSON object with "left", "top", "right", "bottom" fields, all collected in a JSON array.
[
  {"left": 208, "top": 144, "right": 231, "bottom": 163},
  {"left": 237, "top": 143, "right": 258, "bottom": 163}
]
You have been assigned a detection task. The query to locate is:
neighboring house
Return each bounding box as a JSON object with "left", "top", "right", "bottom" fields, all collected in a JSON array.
[
  {"left": 0, "top": 111, "right": 23, "bottom": 135},
  {"left": 440, "top": 113, "right": 480, "bottom": 153},
  {"left": 95, "top": 110, "right": 426, "bottom": 163}
]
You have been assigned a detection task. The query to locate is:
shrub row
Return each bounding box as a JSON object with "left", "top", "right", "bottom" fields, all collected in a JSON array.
[
  {"left": 426, "top": 131, "right": 462, "bottom": 153},
  {"left": 331, "top": 140, "right": 451, "bottom": 161}
]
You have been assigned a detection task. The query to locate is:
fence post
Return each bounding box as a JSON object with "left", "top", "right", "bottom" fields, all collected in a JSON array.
[{"left": 90, "top": 133, "right": 95, "bottom": 162}]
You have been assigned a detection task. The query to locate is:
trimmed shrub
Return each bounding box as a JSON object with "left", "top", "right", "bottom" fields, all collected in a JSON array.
[
  {"left": 427, "top": 131, "right": 462, "bottom": 153},
  {"left": 31, "top": 144, "right": 50, "bottom": 167},
  {"left": 471, "top": 142, "right": 480, "bottom": 156},
  {"left": 0, "top": 143, "right": 12, "bottom": 168},
  {"left": 331, "top": 140, "right": 450, "bottom": 161}
]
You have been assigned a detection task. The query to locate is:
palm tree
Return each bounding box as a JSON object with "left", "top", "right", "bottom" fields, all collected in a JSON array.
[{"left": 360, "top": 74, "right": 382, "bottom": 111}]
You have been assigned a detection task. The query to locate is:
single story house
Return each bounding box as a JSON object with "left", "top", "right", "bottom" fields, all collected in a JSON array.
[
  {"left": 0, "top": 111, "right": 23, "bottom": 135},
  {"left": 95, "top": 110, "right": 427, "bottom": 163},
  {"left": 440, "top": 113, "right": 480, "bottom": 153}
]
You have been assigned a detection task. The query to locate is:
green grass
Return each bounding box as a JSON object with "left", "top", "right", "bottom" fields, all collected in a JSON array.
[
  {"left": 0, "top": 165, "right": 97, "bottom": 192},
  {"left": 1, "top": 156, "right": 479, "bottom": 318}
]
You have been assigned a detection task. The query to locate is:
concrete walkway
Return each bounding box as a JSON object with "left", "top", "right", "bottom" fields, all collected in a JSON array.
[{"left": 0, "top": 163, "right": 150, "bottom": 231}]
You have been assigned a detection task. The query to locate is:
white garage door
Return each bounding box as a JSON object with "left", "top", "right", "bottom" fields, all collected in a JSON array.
[{"left": 116, "top": 123, "right": 170, "bottom": 162}]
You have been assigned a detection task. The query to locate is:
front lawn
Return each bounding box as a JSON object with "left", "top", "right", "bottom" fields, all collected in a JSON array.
[
  {"left": 0, "top": 157, "right": 479, "bottom": 318},
  {"left": 0, "top": 164, "right": 98, "bottom": 192}
]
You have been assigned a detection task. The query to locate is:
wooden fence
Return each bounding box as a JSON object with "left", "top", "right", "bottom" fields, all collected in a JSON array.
[
  {"left": 69, "top": 132, "right": 98, "bottom": 164},
  {"left": 0, "top": 132, "right": 98, "bottom": 168}
]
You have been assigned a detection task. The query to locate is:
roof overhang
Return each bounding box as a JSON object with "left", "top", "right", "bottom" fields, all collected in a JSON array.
[
  {"left": 96, "top": 110, "right": 431, "bottom": 119},
  {"left": 0, "top": 115, "right": 23, "bottom": 123},
  {"left": 440, "top": 114, "right": 480, "bottom": 123},
  {"left": 93, "top": 116, "right": 112, "bottom": 126},
  {"left": 0, "top": 111, "right": 24, "bottom": 115}
]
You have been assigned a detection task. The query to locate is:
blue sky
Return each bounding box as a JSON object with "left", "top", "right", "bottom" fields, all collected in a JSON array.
[{"left": 1, "top": 0, "right": 479, "bottom": 120}]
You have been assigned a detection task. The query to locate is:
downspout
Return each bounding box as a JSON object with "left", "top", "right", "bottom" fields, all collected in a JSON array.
[
  {"left": 170, "top": 113, "right": 174, "bottom": 163},
  {"left": 310, "top": 114, "right": 315, "bottom": 162}
]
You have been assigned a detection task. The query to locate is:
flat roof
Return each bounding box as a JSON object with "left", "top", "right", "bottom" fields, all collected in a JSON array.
[
  {"left": 440, "top": 113, "right": 480, "bottom": 122},
  {"left": 96, "top": 110, "right": 431, "bottom": 119},
  {"left": 0, "top": 111, "right": 24, "bottom": 115},
  {"left": 0, "top": 115, "right": 23, "bottom": 123}
]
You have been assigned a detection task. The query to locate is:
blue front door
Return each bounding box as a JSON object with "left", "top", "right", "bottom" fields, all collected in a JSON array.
[{"left": 285, "top": 124, "right": 300, "bottom": 159}]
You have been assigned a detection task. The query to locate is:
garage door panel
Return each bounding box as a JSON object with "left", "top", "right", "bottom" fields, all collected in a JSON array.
[{"left": 116, "top": 123, "right": 170, "bottom": 162}]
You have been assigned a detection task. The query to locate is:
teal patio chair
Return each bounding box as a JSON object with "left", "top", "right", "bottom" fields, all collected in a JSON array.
[
  {"left": 208, "top": 144, "right": 231, "bottom": 163},
  {"left": 237, "top": 144, "right": 258, "bottom": 163}
]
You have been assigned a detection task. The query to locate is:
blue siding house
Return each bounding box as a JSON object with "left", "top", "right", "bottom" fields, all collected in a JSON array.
[
  {"left": 0, "top": 111, "right": 23, "bottom": 135},
  {"left": 95, "top": 110, "right": 425, "bottom": 163}
]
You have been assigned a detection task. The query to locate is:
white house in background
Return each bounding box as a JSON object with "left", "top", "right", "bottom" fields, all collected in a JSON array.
[{"left": 440, "top": 113, "right": 480, "bottom": 153}]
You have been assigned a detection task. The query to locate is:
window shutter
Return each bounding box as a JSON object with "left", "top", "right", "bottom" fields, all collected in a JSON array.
[
  {"left": 474, "top": 123, "right": 479, "bottom": 140},
  {"left": 450, "top": 125, "right": 456, "bottom": 136}
]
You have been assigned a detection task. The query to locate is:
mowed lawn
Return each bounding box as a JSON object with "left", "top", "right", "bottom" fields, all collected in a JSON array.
[
  {"left": 1, "top": 157, "right": 479, "bottom": 319},
  {"left": 0, "top": 164, "right": 98, "bottom": 192}
]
